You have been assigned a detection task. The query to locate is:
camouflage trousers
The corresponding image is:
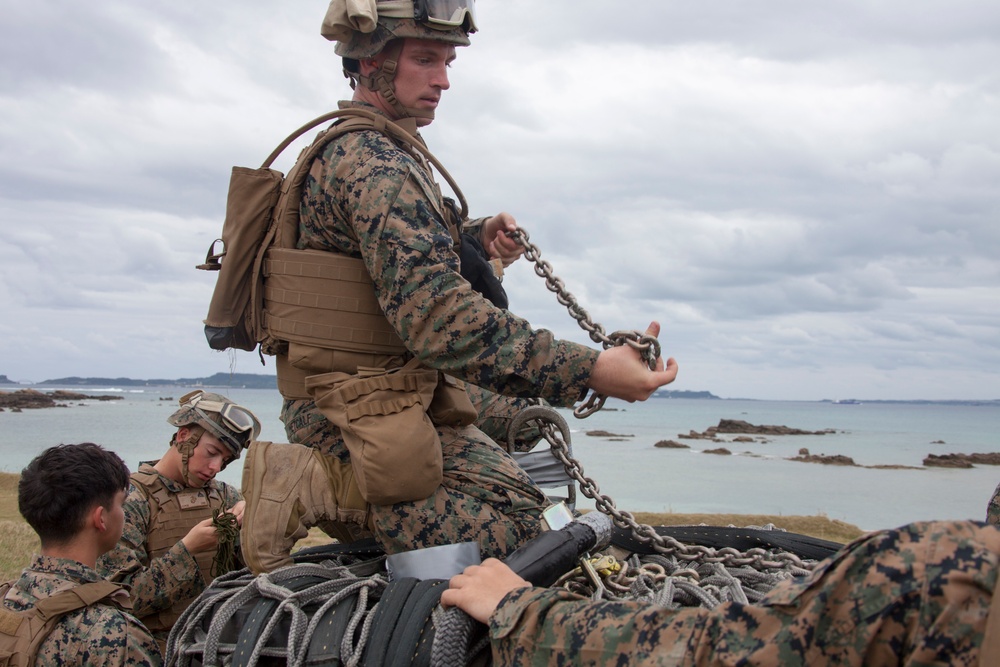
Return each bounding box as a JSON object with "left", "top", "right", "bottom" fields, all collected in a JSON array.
[
  {"left": 282, "top": 392, "right": 548, "bottom": 559},
  {"left": 463, "top": 383, "right": 545, "bottom": 453},
  {"left": 491, "top": 521, "right": 1000, "bottom": 666}
]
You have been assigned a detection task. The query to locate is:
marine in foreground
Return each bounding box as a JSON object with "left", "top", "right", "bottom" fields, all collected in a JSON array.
[{"left": 2, "top": 443, "right": 161, "bottom": 666}]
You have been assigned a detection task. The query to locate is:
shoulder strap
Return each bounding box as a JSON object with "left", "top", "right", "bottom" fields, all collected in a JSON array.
[
  {"left": 250, "top": 108, "right": 467, "bottom": 352},
  {"left": 262, "top": 107, "right": 468, "bottom": 222},
  {"left": 0, "top": 580, "right": 129, "bottom": 667},
  {"left": 33, "top": 581, "right": 129, "bottom": 620}
]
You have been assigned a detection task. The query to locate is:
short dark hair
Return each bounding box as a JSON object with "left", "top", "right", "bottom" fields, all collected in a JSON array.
[{"left": 19, "top": 443, "right": 130, "bottom": 545}]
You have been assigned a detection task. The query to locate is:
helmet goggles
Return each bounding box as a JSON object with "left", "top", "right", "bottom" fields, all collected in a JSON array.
[
  {"left": 415, "top": 0, "right": 477, "bottom": 32},
  {"left": 178, "top": 390, "right": 261, "bottom": 452}
]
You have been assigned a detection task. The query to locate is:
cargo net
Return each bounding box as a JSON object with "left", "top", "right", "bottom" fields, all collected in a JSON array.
[
  {"left": 165, "top": 531, "right": 828, "bottom": 667},
  {"left": 165, "top": 407, "right": 836, "bottom": 666}
]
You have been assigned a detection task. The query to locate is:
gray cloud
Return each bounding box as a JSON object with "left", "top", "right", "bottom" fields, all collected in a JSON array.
[{"left": 0, "top": 0, "right": 997, "bottom": 400}]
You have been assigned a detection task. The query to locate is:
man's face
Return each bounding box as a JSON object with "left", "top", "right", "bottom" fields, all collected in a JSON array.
[
  {"left": 381, "top": 38, "right": 456, "bottom": 126},
  {"left": 184, "top": 431, "right": 234, "bottom": 488}
]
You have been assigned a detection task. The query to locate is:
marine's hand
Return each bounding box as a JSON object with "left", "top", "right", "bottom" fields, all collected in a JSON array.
[
  {"left": 228, "top": 500, "right": 246, "bottom": 526},
  {"left": 441, "top": 559, "right": 531, "bottom": 624},
  {"left": 482, "top": 212, "right": 524, "bottom": 267},
  {"left": 181, "top": 517, "right": 220, "bottom": 554},
  {"left": 587, "top": 322, "right": 679, "bottom": 402}
]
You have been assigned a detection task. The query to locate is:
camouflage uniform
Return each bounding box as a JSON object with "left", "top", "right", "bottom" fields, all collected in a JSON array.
[
  {"left": 465, "top": 384, "right": 545, "bottom": 454},
  {"left": 488, "top": 520, "right": 1000, "bottom": 666},
  {"left": 283, "top": 100, "right": 598, "bottom": 559},
  {"left": 988, "top": 482, "right": 1000, "bottom": 526},
  {"left": 96, "top": 462, "right": 241, "bottom": 645},
  {"left": 3, "top": 554, "right": 161, "bottom": 666}
]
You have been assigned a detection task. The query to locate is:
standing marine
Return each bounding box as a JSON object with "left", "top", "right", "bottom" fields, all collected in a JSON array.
[
  {"left": 97, "top": 390, "right": 258, "bottom": 651},
  {"left": 240, "top": 0, "right": 679, "bottom": 574}
]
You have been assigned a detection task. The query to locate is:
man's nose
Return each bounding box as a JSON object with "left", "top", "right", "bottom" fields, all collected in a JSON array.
[{"left": 433, "top": 64, "right": 450, "bottom": 90}]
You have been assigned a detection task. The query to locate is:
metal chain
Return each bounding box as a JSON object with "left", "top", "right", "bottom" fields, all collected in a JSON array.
[
  {"left": 509, "top": 229, "right": 817, "bottom": 575},
  {"left": 515, "top": 405, "right": 814, "bottom": 574},
  {"left": 510, "top": 228, "right": 661, "bottom": 418}
]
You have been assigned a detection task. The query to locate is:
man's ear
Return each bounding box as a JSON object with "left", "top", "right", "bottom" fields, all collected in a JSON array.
[
  {"left": 359, "top": 56, "right": 380, "bottom": 76},
  {"left": 91, "top": 503, "right": 107, "bottom": 533},
  {"left": 175, "top": 426, "right": 191, "bottom": 444}
]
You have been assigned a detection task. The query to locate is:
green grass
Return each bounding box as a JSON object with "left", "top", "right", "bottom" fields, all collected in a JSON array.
[{"left": 0, "top": 472, "right": 865, "bottom": 580}]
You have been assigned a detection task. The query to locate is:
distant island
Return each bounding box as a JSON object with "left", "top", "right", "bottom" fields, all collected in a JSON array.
[
  {"left": 0, "top": 374, "right": 996, "bottom": 405},
  {"left": 654, "top": 390, "right": 720, "bottom": 399},
  {"left": 1, "top": 373, "right": 278, "bottom": 390}
]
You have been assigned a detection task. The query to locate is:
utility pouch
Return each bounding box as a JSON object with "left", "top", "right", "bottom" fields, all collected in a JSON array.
[
  {"left": 306, "top": 360, "right": 442, "bottom": 505},
  {"left": 429, "top": 373, "right": 478, "bottom": 427}
]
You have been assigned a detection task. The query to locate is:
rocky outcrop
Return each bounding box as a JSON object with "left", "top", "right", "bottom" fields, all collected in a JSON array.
[
  {"left": 585, "top": 430, "right": 634, "bottom": 439},
  {"left": 924, "top": 453, "right": 1000, "bottom": 468},
  {"left": 714, "top": 419, "right": 835, "bottom": 436},
  {"left": 788, "top": 452, "right": 857, "bottom": 466},
  {"left": 654, "top": 440, "right": 690, "bottom": 449},
  {"left": 679, "top": 419, "right": 835, "bottom": 441},
  {"left": 704, "top": 447, "right": 732, "bottom": 456},
  {"left": 0, "top": 389, "right": 122, "bottom": 410}
]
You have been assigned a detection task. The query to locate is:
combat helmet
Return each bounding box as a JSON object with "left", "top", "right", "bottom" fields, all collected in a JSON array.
[
  {"left": 321, "top": 0, "right": 476, "bottom": 121},
  {"left": 167, "top": 390, "right": 261, "bottom": 461}
]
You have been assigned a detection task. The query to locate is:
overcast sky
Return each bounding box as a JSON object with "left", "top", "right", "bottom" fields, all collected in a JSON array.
[{"left": 1, "top": 1, "right": 997, "bottom": 401}]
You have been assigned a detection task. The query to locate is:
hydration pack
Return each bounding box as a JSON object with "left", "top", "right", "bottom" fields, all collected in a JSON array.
[{"left": 0, "top": 580, "right": 128, "bottom": 667}]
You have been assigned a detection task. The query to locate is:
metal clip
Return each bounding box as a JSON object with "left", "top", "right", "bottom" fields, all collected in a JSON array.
[
  {"left": 580, "top": 555, "right": 608, "bottom": 600},
  {"left": 589, "top": 554, "right": 621, "bottom": 577}
]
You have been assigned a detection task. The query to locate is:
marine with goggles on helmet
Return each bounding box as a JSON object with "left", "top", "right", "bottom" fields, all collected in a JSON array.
[
  {"left": 97, "top": 390, "right": 260, "bottom": 652},
  {"left": 239, "top": 0, "right": 678, "bottom": 575}
]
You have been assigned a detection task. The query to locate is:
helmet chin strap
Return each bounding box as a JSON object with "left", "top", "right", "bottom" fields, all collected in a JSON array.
[
  {"left": 357, "top": 41, "right": 435, "bottom": 122},
  {"left": 174, "top": 425, "right": 209, "bottom": 488}
]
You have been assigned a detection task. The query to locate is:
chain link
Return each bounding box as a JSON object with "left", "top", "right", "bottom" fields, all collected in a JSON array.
[
  {"left": 514, "top": 401, "right": 816, "bottom": 577},
  {"left": 508, "top": 229, "right": 818, "bottom": 581},
  {"left": 510, "top": 228, "right": 661, "bottom": 418}
]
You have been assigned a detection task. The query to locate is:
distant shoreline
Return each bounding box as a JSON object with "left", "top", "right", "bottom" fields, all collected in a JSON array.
[{"left": 1, "top": 376, "right": 996, "bottom": 405}]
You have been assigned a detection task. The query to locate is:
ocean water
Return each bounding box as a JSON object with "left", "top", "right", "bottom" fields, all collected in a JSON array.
[{"left": 2, "top": 387, "right": 998, "bottom": 532}]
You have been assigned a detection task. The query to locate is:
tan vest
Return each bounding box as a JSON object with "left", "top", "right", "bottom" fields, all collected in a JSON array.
[
  {"left": 264, "top": 112, "right": 464, "bottom": 399},
  {"left": 130, "top": 467, "right": 227, "bottom": 633}
]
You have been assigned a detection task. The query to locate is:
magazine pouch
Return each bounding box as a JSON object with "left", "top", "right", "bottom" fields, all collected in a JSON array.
[{"left": 306, "top": 360, "right": 442, "bottom": 505}]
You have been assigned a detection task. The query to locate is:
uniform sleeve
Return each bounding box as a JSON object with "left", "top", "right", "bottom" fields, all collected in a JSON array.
[
  {"left": 223, "top": 482, "right": 243, "bottom": 508},
  {"left": 489, "top": 586, "right": 703, "bottom": 666},
  {"left": 95, "top": 485, "right": 204, "bottom": 618},
  {"left": 338, "top": 148, "right": 600, "bottom": 406},
  {"left": 35, "top": 607, "right": 162, "bottom": 667}
]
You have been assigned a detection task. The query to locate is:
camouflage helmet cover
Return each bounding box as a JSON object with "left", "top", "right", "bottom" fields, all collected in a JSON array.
[
  {"left": 323, "top": 0, "right": 473, "bottom": 60},
  {"left": 167, "top": 390, "right": 261, "bottom": 459}
]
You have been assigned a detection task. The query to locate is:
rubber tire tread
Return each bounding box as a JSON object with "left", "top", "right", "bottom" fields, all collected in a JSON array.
[
  {"left": 305, "top": 594, "right": 359, "bottom": 665},
  {"left": 360, "top": 577, "right": 418, "bottom": 667},
  {"left": 384, "top": 579, "right": 448, "bottom": 667},
  {"left": 231, "top": 574, "right": 329, "bottom": 667}
]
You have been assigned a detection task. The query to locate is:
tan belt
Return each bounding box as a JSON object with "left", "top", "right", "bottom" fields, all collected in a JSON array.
[{"left": 276, "top": 348, "right": 406, "bottom": 401}]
